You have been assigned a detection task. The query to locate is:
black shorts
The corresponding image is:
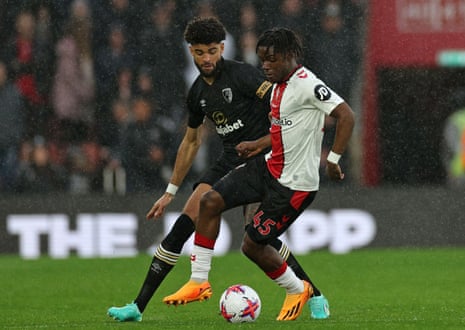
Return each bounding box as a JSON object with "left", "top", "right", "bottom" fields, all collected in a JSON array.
[
  {"left": 194, "top": 152, "right": 240, "bottom": 189},
  {"left": 213, "top": 156, "right": 317, "bottom": 244},
  {"left": 194, "top": 149, "right": 267, "bottom": 189}
]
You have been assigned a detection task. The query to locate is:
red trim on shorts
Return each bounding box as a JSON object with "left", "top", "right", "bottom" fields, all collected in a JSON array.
[
  {"left": 266, "top": 262, "right": 288, "bottom": 280},
  {"left": 290, "top": 191, "right": 310, "bottom": 210},
  {"left": 194, "top": 232, "right": 215, "bottom": 249}
]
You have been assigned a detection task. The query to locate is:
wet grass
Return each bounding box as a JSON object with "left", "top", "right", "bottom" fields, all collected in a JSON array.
[{"left": 1, "top": 248, "right": 464, "bottom": 329}]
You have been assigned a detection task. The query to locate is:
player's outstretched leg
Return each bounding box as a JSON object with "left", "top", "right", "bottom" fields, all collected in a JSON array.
[
  {"left": 269, "top": 238, "right": 321, "bottom": 294},
  {"left": 269, "top": 238, "right": 330, "bottom": 319},
  {"left": 107, "top": 214, "right": 195, "bottom": 321}
]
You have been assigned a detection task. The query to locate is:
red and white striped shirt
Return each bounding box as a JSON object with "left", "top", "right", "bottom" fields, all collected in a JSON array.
[{"left": 266, "top": 65, "right": 344, "bottom": 191}]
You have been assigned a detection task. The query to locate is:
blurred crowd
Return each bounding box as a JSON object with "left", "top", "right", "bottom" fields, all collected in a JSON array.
[{"left": 0, "top": 0, "right": 365, "bottom": 195}]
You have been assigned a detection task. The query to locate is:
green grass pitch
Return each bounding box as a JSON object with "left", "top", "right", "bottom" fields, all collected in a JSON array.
[{"left": 1, "top": 248, "right": 464, "bottom": 329}]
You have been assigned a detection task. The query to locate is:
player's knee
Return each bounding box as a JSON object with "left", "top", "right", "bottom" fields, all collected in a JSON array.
[
  {"left": 241, "top": 234, "right": 259, "bottom": 260},
  {"left": 182, "top": 183, "right": 210, "bottom": 217},
  {"left": 182, "top": 200, "right": 199, "bottom": 220},
  {"left": 199, "top": 190, "right": 224, "bottom": 216}
]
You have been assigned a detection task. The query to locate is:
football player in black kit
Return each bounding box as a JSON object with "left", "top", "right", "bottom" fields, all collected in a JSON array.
[{"left": 108, "top": 17, "right": 328, "bottom": 322}]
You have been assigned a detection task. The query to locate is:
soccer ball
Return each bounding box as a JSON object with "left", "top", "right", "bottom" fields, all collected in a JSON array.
[{"left": 219, "top": 284, "right": 261, "bottom": 323}]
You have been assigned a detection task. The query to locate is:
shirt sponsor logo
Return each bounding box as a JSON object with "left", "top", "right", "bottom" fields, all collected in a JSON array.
[
  {"left": 212, "top": 111, "right": 227, "bottom": 125},
  {"left": 271, "top": 117, "right": 293, "bottom": 126},
  {"left": 216, "top": 119, "right": 244, "bottom": 136}
]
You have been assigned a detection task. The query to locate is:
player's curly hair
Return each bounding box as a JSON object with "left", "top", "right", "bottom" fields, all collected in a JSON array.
[
  {"left": 184, "top": 16, "right": 226, "bottom": 45},
  {"left": 256, "top": 27, "right": 303, "bottom": 60}
]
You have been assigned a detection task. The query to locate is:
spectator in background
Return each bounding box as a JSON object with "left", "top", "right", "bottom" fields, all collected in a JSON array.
[
  {"left": 134, "top": 66, "right": 157, "bottom": 108},
  {"left": 113, "top": 66, "right": 134, "bottom": 105},
  {"left": 224, "top": 0, "right": 259, "bottom": 42},
  {"left": 51, "top": 0, "right": 95, "bottom": 144},
  {"left": 0, "top": 1, "right": 10, "bottom": 46},
  {"left": 307, "top": 0, "right": 359, "bottom": 101},
  {"left": 1, "top": 10, "right": 47, "bottom": 139},
  {"left": 96, "top": 63, "right": 135, "bottom": 191},
  {"left": 237, "top": 31, "right": 260, "bottom": 67},
  {"left": 121, "top": 97, "right": 170, "bottom": 192},
  {"left": 95, "top": 23, "right": 135, "bottom": 102},
  {"left": 104, "top": 99, "right": 132, "bottom": 170},
  {"left": 235, "top": 2, "right": 260, "bottom": 67},
  {"left": 274, "top": 0, "right": 310, "bottom": 40},
  {"left": 307, "top": 0, "right": 361, "bottom": 182},
  {"left": 33, "top": 2, "right": 56, "bottom": 136},
  {"left": 15, "top": 136, "right": 68, "bottom": 193},
  {"left": 139, "top": 0, "right": 186, "bottom": 111},
  {"left": 92, "top": 0, "right": 143, "bottom": 55},
  {"left": 238, "top": 1, "right": 259, "bottom": 32},
  {"left": 16, "top": 139, "right": 34, "bottom": 170},
  {"left": 94, "top": 23, "right": 135, "bottom": 146},
  {"left": 0, "top": 61, "right": 25, "bottom": 192},
  {"left": 67, "top": 139, "right": 105, "bottom": 194},
  {"left": 136, "top": 3, "right": 188, "bottom": 150},
  {"left": 134, "top": 65, "right": 181, "bottom": 160},
  {"left": 34, "top": 2, "right": 56, "bottom": 99}
]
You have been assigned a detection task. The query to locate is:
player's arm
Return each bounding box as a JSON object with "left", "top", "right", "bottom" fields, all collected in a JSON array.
[
  {"left": 326, "top": 102, "right": 355, "bottom": 181},
  {"left": 146, "top": 126, "right": 203, "bottom": 219},
  {"left": 235, "top": 134, "right": 271, "bottom": 158}
]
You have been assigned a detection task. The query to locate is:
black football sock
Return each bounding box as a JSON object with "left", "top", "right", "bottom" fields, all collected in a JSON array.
[
  {"left": 269, "top": 238, "right": 322, "bottom": 297},
  {"left": 134, "top": 214, "right": 195, "bottom": 312}
]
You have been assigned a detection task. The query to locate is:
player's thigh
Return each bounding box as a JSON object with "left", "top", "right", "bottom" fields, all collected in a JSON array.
[{"left": 213, "top": 160, "right": 264, "bottom": 210}]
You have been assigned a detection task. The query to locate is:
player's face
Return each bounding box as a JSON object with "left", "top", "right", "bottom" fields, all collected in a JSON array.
[
  {"left": 190, "top": 42, "right": 224, "bottom": 79},
  {"left": 257, "top": 46, "right": 291, "bottom": 83}
]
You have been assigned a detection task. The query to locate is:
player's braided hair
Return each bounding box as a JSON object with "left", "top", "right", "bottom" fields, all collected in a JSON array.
[
  {"left": 184, "top": 16, "right": 226, "bottom": 45},
  {"left": 256, "top": 27, "right": 303, "bottom": 60}
]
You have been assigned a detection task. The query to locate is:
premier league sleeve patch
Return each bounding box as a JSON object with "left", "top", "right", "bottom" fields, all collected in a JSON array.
[
  {"left": 256, "top": 81, "right": 272, "bottom": 99},
  {"left": 314, "top": 84, "right": 331, "bottom": 101}
]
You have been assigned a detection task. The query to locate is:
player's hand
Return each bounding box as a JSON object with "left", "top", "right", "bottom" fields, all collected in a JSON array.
[
  {"left": 235, "top": 141, "right": 262, "bottom": 158},
  {"left": 146, "top": 193, "right": 174, "bottom": 220},
  {"left": 326, "top": 162, "right": 345, "bottom": 181}
]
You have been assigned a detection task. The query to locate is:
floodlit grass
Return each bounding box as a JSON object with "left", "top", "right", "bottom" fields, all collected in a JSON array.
[{"left": 1, "top": 248, "right": 465, "bottom": 329}]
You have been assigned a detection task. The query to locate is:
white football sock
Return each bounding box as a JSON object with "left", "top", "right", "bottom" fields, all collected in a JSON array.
[
  {"left": 274, "top": 267, "right": 304, "bottom": 294},
  {"left": 190, "top": 245, "right": 213, "bottom": 282}
]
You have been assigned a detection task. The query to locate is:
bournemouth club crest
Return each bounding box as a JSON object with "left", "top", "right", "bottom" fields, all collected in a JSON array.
[{"left": 222, "top": 88, "right": 233, "bottom": 103}]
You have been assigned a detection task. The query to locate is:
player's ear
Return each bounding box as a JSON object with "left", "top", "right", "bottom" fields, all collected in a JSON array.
[
  {"left": 220, "top": 42, "right": 225, "bottom": 54},
  {"left": 188, "top": 45, "right": 195, "bottom": 57}
]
